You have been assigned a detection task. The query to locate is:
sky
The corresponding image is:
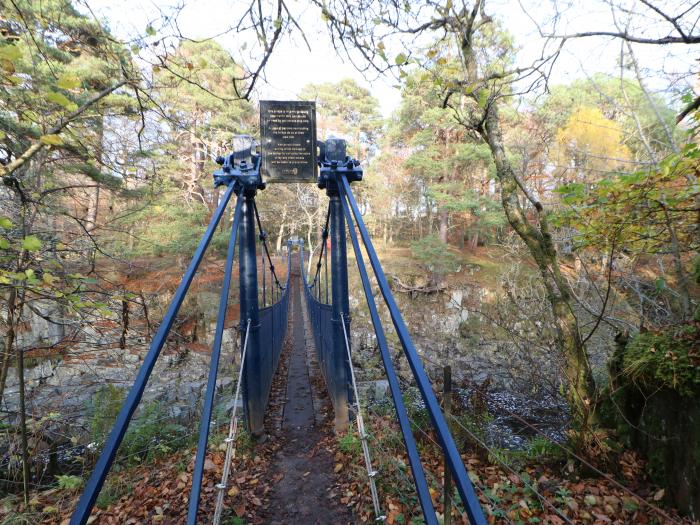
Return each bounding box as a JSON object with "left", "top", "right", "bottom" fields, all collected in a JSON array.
[{"left": 87, "top": 0, "right": 698, "bottom": 117}]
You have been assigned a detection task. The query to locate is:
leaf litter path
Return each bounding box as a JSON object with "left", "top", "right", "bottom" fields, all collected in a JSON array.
[
  {"left": 258, "top": 271, "right": 354, "bottom": 525},
  {"left": 27, "top": 267, "right": 353, "bottom": 524}
]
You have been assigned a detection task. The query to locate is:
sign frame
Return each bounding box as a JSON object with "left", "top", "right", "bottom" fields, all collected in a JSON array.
[{"left": 260, "top": 100, "right": 317, "bottom": 183}]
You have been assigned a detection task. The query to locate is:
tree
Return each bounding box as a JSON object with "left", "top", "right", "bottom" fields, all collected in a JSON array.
[
  {"left": 0, "top": 0, "right": 137, "bottom": 405},
  {"left": 555, "top": 142, "right": 699, "bottom": 324},
  {"left": 299, "top": 78, "right": 382, "bottom": 162},
  {"left": 395, "top": 67, "right": 502, "bottom": 247},
  {"left": 0, "top": 0, "right": 140, "bottom": 500},
  {"left": 554, "top": 106, "right": 632, "bottom": 185},
  {"left": 410, "top": 234, "right": 461, "bottom": 285},
  {"left": 313, "top": 0, "right": 600, "bottom": 434},
  {"left": 308, "top": 0, "right": 698, "bottom": 438},
  {"left": 152, "top": 40, "right": 254, "bottom": 216},
  {"left": 539, "top": 74, "right": 680, "bottom": 165}
]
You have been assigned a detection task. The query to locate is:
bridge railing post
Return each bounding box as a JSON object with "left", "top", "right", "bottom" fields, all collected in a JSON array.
[
  {"left": 316, "top": 139, "right": 363, "bottom": 433},
  {"left": 239, "top": 186, "right": 264, "bottom": 436},
  {"left": 328, "top": 189, "right": 351, "bottom": 431}
]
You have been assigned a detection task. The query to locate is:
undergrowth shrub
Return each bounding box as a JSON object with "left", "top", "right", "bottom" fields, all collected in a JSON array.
[
  {"left": 621, "top": 324, "right": 700, "bottom": 397},
  {"left": 88, "top": 386, "right": 188, "bottom": 466},
  {"left": 56, "top": 474, "right": 83, "bottom": 491}
]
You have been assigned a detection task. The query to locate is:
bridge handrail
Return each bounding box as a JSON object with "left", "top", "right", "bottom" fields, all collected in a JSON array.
[
  {"left": 300, "top": 245, "right": 334, "bottom": 394},
  {"left": 257, "top": 247, "right": 292, "bottom": 404}
]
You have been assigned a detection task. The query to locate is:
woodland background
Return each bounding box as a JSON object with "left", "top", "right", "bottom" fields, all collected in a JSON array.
[{"left": 0, "top": 0, "right": 698, "bottom": 523}]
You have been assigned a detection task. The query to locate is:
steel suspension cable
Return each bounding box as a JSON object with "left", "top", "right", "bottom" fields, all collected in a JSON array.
[
  {"left": 338, "top": 176, "right": 487, "bottom": 525},
  {"left": 70, "top": 182, "right": 238, "bottom": 525},
  {"left": 310, "top": 203, "right": 331, "bottom": 292},
  {"left": 186, "top": 196, "right": 243, "bottom": 524},
  {"left": 324, "top": 237, "right": 329, "bottom": 303},
  {"left": 262, "top": 245, "right": 267, "bottom": 306},
  {"left": 213, "top": 318, "right": 252, "bottom": 525},
  {"left": 252, "top": 201, "right": 284, "bottom": 293},
  {"left": 341, "top": 319, "right": 385, "bottom": 522}
]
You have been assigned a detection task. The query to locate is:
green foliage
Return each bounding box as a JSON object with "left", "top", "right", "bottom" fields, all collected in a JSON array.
[
  {"left": 299, "top": 78, "right": 382, "bottom": 160},
  {"left": 96, "top": 477, "right": 133, "bottom": 509},
  {"left": 153, "top": 40, "right": 251, "bottom": 134},
  {"left": 525, "top": 436, "right": 564, "bottom": 460},
  {"left": 56, "top": 474, "right": 83, "bottom": 490},
  {"left": 409, "top": 235, "right": 461, "bottom": 279},
  {"left": 0, "top": 226, "right": 103, "bottom": 315},
  {"left": 20, "top": 235, "right": 41, "bottom": 251},
  {"left": 622, "top": 324, "right": 700, "bottom": 397},
  {"left": 88, "top": 386, "right": 187, "bottom": 465},
  {"left": 89, "top": 384, "right": 125, "bottom": 444},
  {"left": 0, "top": 503, "right": 43, "bottom": 525},
  {"left": 390, "top": 65, "right": 502, "bottom": 245},
  {"left": 118, "top": 402, "right": 187, "bottom": 465},
  {"left": 111, "top": 190, "right": 211, "bottom": 257},
  {"left": 338, "top": 433, "right": 362, "bottom": 456},
  {"left": 0, "top": 0, "right": 133, "bottom": 170}
]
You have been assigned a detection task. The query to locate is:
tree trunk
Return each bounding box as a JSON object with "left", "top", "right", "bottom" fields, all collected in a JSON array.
[
  {"left": 276, "top": 222, "right": 285, "bottom": 253},
  {"left": 188, "top": 115, "right": 207, "bottom": 208},
  {"left": 438, "top": 209, "right": 449, "bottom": 243},
  {"left": 0, "top": 199, "right": 30, "bottom": 409},
  {"left": 662, "top": 205, "right": 692, "bottom": 319},
  {"left": 468, "top": 232, "right": 479, "bottom": 251},
  {"left": 86, "top": 185, "right": 100, "bottom": 230},
  {"left": 86, "top": 116, "right": 104, "bottom": 231},
  {"left": 480, "top": 102, "right": 596, "bottom": 432},
  {"left": 17, "top": 344, "right": 31, "bottom": 504},
  {"left": 0, "top": 287, "right": 17, "bottom": 410}
]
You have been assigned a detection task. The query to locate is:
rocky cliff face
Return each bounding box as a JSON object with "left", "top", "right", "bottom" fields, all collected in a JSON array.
[
  {"left": 348, "top": 279, "right": 562, "bottom": 394},
  {"left": 603, "top": 326, "right": 700, "bottom": 518},
  {"left": 2, "top": 289, "right": 242, "bottom": 434}
]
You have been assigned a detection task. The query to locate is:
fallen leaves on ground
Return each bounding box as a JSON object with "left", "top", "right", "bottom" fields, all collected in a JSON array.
[{"left": 326, "top": 414, "right": 696, "bottom": 525}]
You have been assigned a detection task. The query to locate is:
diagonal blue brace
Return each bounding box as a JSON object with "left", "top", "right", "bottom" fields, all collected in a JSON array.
[
  {"left": 339, "top": 175, "right": 487, "bottom": 525},
  {"left": 338, "top": 178, "right": 439, "bottom": 525},
  {"left": 186, "top": 194, "right": 244, "bottom": 524},
  {"left": 70, "top": 183, "right": 237, "bottom": 525}
]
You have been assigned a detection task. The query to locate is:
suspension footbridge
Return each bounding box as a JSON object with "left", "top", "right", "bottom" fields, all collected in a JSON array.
[{"left": 66, "top": 121, "right": 487, "bottom": 525}]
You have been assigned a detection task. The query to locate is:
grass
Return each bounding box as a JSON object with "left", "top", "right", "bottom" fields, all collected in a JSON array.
[{"left": 96, "top": 477, "right": 133, "bottom": 509}]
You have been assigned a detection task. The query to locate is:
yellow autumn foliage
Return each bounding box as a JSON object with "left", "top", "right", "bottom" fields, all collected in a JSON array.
[{"left": 555, "top": 106, "right": 632, "bottom": 181}]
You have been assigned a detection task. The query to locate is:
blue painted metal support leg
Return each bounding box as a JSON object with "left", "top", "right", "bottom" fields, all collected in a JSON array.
[
  {"left": 70, "top": 183, "right": 237, "bottom": 525},
  {"left": 240, "top": 188, "right": 263, "bottom": 436},
  {"left": 328, "top": 191, "right": 350, "bottom": 431},
  {"left": 339, "top": 176, "right": 487, "bottom": 525},
  {"left": 186, "top": 195, "right": 243, "bottom": 525}
]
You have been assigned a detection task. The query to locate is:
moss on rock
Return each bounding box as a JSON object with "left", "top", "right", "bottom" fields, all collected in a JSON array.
[
  {"left": 601, "top": 323, "right": 700, "bottom": 518},
  {"left": 621, "top": 324, "right": 700, "bottom": 397}
]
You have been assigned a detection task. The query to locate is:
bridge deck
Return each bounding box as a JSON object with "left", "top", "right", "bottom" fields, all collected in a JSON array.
[{"left": 260, "top": 271, "right": 354, "bottom": 524}]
